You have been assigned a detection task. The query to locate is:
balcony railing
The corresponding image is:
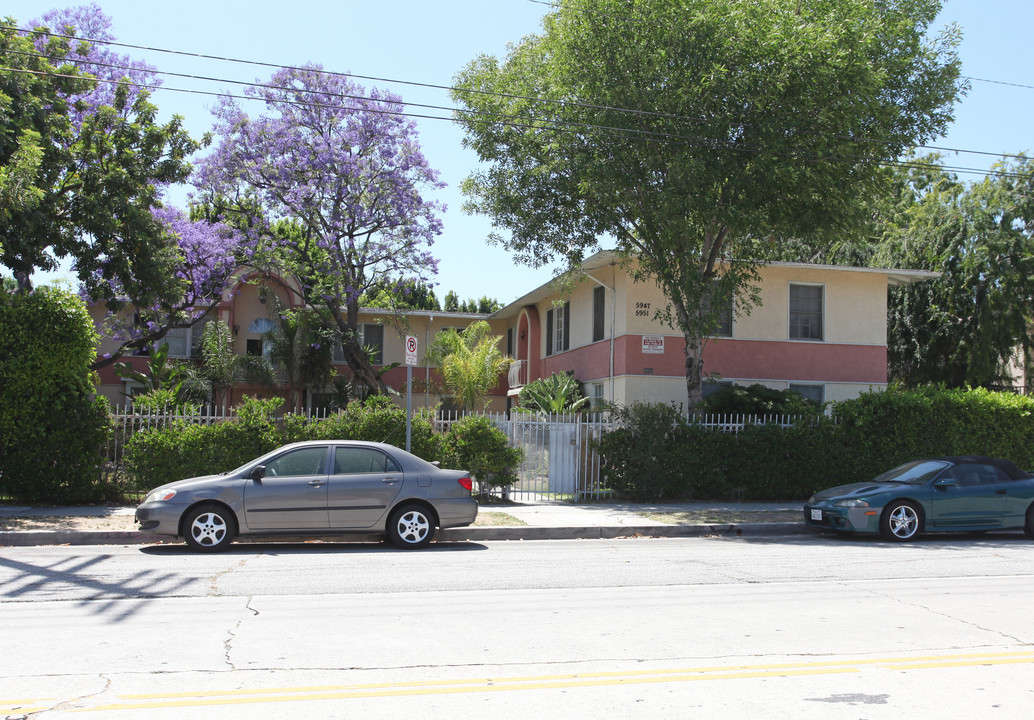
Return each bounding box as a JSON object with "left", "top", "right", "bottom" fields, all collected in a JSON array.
[{"left": 508, "top": 359, "right": 527, "bottom": 392}]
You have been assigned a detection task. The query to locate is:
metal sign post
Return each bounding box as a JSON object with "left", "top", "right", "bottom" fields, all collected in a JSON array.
[{"left": 404, "top": 335, "right": 418, "bottom": 451}]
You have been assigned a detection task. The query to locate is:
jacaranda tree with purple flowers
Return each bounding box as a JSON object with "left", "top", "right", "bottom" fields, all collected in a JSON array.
[
  {"left": 1, "top": 6, "right": 255, "bottom": 370},
  {"left": 194, "top": 65, "right": 446, "bottom": 395}
]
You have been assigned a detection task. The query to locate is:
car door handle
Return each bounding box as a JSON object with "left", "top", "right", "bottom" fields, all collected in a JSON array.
[
  {"left": 308, "top": 479, "right": 325, "bottom": 487},
  {"left": 995, "top": 489, "right": 1007, "bottom": 495},
  {"left": 381, "top": 478, "right": 399, "bottom": 485}
]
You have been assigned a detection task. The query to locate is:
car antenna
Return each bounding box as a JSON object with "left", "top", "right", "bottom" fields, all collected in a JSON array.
[{"left": 381, "top": 419, "right": 404, "bottom": 445}]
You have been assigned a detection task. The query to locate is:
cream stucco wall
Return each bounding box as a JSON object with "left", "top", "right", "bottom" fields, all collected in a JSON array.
[{"left": 735, "top": 265, "right": 887, "bottom": 345}]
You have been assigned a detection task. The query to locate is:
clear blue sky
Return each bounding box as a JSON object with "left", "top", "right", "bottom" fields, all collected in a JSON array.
[{"left": 10, "top": 0, "right": 1034, "bottom": 303}]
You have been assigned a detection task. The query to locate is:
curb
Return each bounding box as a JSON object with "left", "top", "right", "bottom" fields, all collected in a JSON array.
[{"left": 0, "top": 522, "right": 809, "bottom": 548}]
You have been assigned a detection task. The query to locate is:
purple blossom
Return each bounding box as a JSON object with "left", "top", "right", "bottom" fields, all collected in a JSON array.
[
  {"left": 193, "top": 64, "right": 445, "bottom": 306},
  {"left": 98, "top": 206, "right": 252, "bottom": 347},
  {"left": 27, "top": 4, "right": 161, "bottom": 129}
]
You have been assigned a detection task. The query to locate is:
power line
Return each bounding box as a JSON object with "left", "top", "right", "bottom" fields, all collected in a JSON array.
[
  {"left": 963, "top": 76, "right": 1034, "bottom": 92},
  {"left": 12, "top": 22, "right": 1034, "bottom": 165},
  {"left": 5, "top": 26, "right": 1033, "bottom": 182},
  {"left": 9, "top": 62, "right": 1030, "bottom": 189}
]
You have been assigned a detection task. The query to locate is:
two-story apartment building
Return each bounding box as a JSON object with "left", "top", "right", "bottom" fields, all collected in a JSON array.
[
  {"left": 92, "top": 252, "right": 935, "bottom": 411},
  {"left": 92, "top": 269, "right": 500, "bottom": 410},
  {"left": 493, "top": 251, "right": 937, "bottom": 408}
]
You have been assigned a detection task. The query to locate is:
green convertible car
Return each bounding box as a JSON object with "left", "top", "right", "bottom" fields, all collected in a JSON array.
[{"left": 804, "top": 456, "right": 1034, "bottom": 541}]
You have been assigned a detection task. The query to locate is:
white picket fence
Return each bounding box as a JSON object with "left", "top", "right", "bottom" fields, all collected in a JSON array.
[{"left": 103, "top": 406, "right": 807, "bottom": 502}]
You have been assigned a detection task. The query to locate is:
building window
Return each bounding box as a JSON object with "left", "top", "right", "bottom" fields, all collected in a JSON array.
[
  {"left": 546, "top": 302, "right": 570, "bottom": 356},
  {"left": 360, "top": 323, "right": 384, "bottom": 365},
  {"left": 592, "top": 286, "right": 605, "bottom": 343},
  {"left": 246, "top": 338, "right": 264, "bottom": 357},
  {"left": 789, "top": 383, "right": 825, "bottom": 405},
  {"left": 158, "top": 319, "right": 209, "bottom": 358},
  {"left": 161, "top": 327, "right": 190, "bottom": 357},
  {"left": 590, "top": 382, "right": 605, "bottom": 408},
  {"left": 190, "top": 318, "right": 209, "bottom": 357},
  {"left": 248, "top": 317, "right": 276, "bottom": 335},
  {"left": 789, "top": 284, "right": 823, "bottom": 341},
  {"left": 702, "top": 284, "right": 733, "bottom": 338},
  {"left": 331, "top": 324, "right": 384, "bottom": 365}
]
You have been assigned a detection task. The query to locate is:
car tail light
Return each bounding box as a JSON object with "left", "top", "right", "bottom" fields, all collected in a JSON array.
[{"left": 458, "top": 476, "right": 473, "bottom": 491}]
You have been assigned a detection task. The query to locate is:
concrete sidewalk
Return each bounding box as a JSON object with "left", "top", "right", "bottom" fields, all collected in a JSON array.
[{"left": 0, "top": 501, "right": 809, "bottom": 547}]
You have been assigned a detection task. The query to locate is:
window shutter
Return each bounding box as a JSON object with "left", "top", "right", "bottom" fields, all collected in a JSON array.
[
  {"left": 593, "top": 286, "right": 605, "bottom": 342},
  {"left": 546, "top": 309, "right": 554, "bottom": 356},
  {"left": 563, "top": 302, "right": 571, "bottom": 351}
]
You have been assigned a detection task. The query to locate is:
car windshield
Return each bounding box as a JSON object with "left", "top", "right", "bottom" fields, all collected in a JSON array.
[{"left": 873, "top": 460, "right": 950, "bottom": 485}]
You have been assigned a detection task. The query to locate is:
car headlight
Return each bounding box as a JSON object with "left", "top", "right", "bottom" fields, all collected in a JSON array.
[
  {"left": 145, "top": 488, "right": 177, "bottom": 504},
  {"left": 832, "top": 498, "right": 870, "bottom": 508}
]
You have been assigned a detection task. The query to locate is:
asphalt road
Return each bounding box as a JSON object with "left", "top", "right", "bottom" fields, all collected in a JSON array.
[{"left": 2, "top": 534, "right": 1033, "bottom": 718}]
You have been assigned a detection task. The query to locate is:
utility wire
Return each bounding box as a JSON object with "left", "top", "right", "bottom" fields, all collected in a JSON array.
[
  {"left": 6, "top": 26, "right": 1033, "bottom": 181},
  {"left": 12, "top": 23, "right": 1034, "bottom": 164},
  {"left": 8, "top": 63, "right": 1030, "bottom": 187}
]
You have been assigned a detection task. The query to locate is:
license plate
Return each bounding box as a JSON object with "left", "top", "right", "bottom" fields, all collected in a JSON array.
[{"left": 810, "top": 509, "right": 823, "bottom": 521}]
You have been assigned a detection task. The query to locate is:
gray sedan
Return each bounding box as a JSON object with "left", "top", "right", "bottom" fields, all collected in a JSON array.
[{"left": 135, "top": 440, "right": 478, "bottom": 551}]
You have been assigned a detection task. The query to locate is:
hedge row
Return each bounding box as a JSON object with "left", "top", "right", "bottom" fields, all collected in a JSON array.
[
  {"left": 597, "top": 386, "right": 1034, "bottom": 501},
  {"left": 124, "top": 396, "right": 520, "bottom": 491},
  {"left": 0, "top": 289, "right": 111, "bottom": 504}
]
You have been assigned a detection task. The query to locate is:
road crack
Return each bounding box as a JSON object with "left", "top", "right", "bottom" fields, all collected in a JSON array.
[
  {"left": 224, "top": 596, "right": 259, "bottom": 670},
  {"left": 847, "top": 582, "right": 1028, "bottom": 645}
]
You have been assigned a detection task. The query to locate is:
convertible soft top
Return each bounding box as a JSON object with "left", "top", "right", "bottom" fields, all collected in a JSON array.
[{"left": 936, "top": 455, "right": 1031, "bottom": 480}]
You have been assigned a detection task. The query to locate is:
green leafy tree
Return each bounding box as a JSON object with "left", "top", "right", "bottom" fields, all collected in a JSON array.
[
  {"left": 453, "top": 0, "right": 963, "bottom": 406},
  {"left": 360, "top": 279, "right": 441, "bottom": 311},
  {"left": 425, "top": 320, "right": 510, "bottom": 411},
  {"left": 443, "top": 290, "right": 460, "bottom": 312},
  {"left": 829, "top": 154, "right": 1034, "bottom": 389},
  {"left": 515, "top": 372, "right": 590, "bottom": 417},
  {"left": 0, "top": 12, "right": 202, "bottom": 298}
]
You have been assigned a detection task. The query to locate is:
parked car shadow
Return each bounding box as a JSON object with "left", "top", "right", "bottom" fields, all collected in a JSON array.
[
  {"left": 737, "top": 529, "right": 1031, "bottom": 548},
  {"left": 138, "top": 540, "right": 489, "bottom": 555}
]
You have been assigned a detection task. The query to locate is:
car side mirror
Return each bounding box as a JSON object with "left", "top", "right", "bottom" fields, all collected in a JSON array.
[
  {"left": 934, "top": 477, "right": 957, "bottom": 488},
  {"left": 250, "top": 465, "right": 266, "bottom": 481}
]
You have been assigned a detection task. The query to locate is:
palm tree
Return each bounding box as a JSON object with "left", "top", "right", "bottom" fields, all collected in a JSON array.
[
  {"left": 182, "top": 320, "right": 274, "bottom": 411},
  {"left": 262, "top": 297, "right": 335, "bottom": 412},
  {"left": 425, "top": 321, "right": 510, "bottom": 412}
]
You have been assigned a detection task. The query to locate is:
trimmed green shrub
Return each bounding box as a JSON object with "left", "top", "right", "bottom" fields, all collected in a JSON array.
[
  {"left": 124, "top": 395, "right": 454, "bottom": 489},
  {"left": 309, "top": 395, "right": 447, "bottom": 461},
  {"left": 125, "top": 396, "right": 283, "bottom": 487},
  {"left": 597, "top": 403, "right": 732, "bottom": 500},
  {"left": 444, "top": 414, "right": 523, "bottom": 489},
  {"left": 597, "top": 386, "right": 1034, "bottom": 501},
  {"left": 0, "top": 288, "right": 111, "bottom": 503},
  {"left": 697, "top": 383, "right": 824, "bottom": 416}
]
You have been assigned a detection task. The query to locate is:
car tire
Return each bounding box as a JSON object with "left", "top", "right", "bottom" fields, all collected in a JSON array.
[
  {"left": 183, "top": 503, "right": 237, "bottom": 552},
  {"left": 880, "top": 501, "right": 922, "bottom": 541},
  {"left": 1024, "top": 505, "right": 1034, "bottom": 539},
  {"left": 386, "top": 504, "right": 435, "bottom": 549}
]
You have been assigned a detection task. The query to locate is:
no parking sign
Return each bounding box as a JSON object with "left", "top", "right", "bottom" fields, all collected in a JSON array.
[{"left": 405, "top": 335, "right": 418, "bottom": 366}]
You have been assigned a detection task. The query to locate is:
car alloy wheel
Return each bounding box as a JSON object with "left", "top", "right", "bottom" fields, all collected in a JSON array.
[
  {"left": 880, "top": 501, "right": 921, "bottom": 541},
  {"left": 183, "top": 503, "right": 237, "bottom": 552},
  {"left": 387, "top": 504, "right": 434, "bottom": 549}
]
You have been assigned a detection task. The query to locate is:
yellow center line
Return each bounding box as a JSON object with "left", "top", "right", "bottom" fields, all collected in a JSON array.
[{"left": 72, "top": 650, "right": 1034, "bottom": 713}]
